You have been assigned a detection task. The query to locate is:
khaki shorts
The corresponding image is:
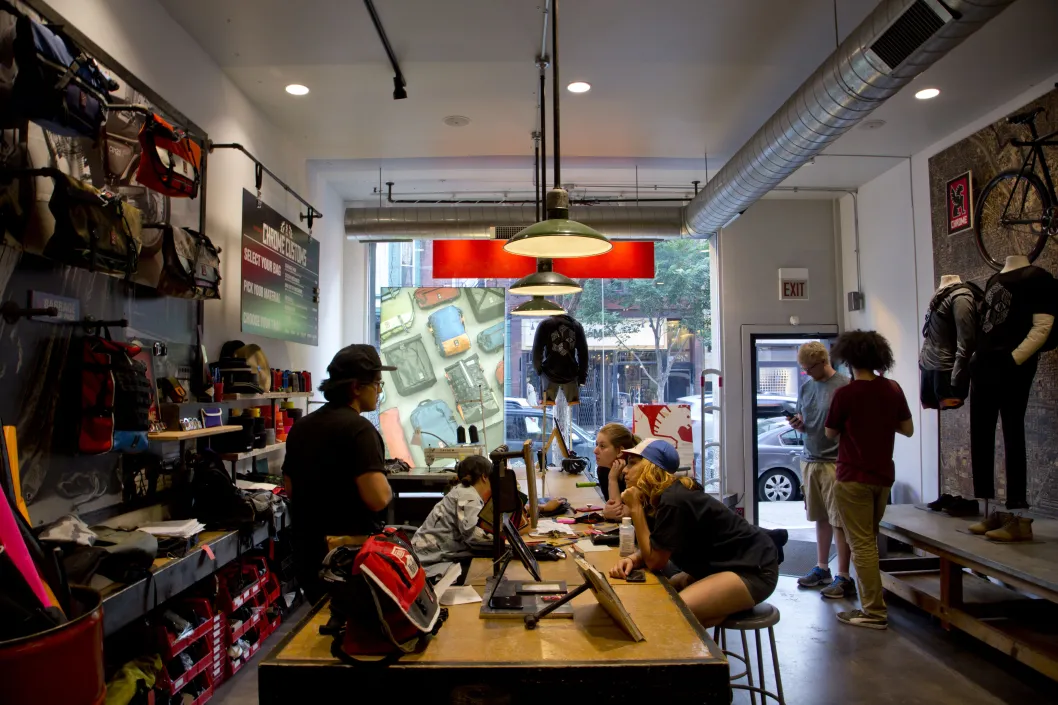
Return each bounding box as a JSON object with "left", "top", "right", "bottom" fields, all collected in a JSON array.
[{"left": 802, "top": 460, "right": 841, "bottom": 528}]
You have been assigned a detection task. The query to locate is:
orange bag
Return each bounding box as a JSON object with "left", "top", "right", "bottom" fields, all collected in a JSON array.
[
  {"left": 136, "top": 113, "right": 201, "bottom": 198},
  {"left": 380, "top": 408, "right": 413, "bottom": 466}
]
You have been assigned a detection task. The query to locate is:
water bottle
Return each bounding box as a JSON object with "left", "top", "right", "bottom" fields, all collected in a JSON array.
[{"left": 619, "top": 517, "right": 635, "bottom": 557}]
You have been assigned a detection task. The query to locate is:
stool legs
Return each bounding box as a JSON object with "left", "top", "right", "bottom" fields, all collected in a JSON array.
[
  {"left": 740, "top": 630, "right": 757, "bottom": 705},
  {"left": 768, "top": 626, "right": 785, "bottom": 705},
  {"left": 717, "top": 625, "right": 785, "bottom": 705}
]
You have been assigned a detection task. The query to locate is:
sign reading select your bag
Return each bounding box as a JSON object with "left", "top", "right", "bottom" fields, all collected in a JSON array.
[{"left": 241, "top": 189, "right": 321, "bottom": 345}]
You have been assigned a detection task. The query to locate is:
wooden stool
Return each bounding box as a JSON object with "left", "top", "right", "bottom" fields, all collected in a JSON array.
[{"left": 712, "top": 603, "right": 785, "bottom": 705}]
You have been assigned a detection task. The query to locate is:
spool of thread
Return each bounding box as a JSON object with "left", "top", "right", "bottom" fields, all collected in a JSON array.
[
  {"left": 286, "top": 408, "right": 303, "bottom": 422},
  {"left": 265, "top": 429, "right": 276, "bottom": 446},
  {"left": 282, "top": 401, "right": 295, "bottom": 411},
  {"left": 248, "top": 407, "right": 261, "bottom": 418},
  {"left": 229, "top": 408, "right": 242, "bottom": 418},
  {"left": 275, "top": 410, "right": 285, "bottom": 429}
]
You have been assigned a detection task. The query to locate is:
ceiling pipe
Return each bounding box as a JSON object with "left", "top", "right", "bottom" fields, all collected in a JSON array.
[
  {"left": 345, "top": 205, "right": 687, "bottom": 241},
  {"left": 683, "top": 0, "right": 1018, "bottom": 235},
  {"left": 363, "top": 0, "right": 407, "bottom": 100},
  {"left": 380, "top": 181, "right": 693, "bottom": 205}
]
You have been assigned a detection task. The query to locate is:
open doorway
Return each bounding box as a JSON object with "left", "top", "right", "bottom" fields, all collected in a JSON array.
[{"left": 749, "top": 334, "right": 837, "bottom": 542}]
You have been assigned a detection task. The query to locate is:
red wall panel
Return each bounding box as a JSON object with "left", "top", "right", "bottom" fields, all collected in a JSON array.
[{"left": 432, "top": 240, "right": 655, "bottom": 279}]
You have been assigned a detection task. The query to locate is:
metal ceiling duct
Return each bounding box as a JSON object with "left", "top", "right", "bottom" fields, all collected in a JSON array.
[
  {"left": 345, "top": 205, "right": 687, "bottom": 241},
  {"left": 682, "top": 0, "right": 1018, "bottom": 235}
]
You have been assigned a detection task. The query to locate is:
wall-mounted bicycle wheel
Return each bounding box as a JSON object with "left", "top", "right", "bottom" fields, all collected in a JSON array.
[{"left": 974, "top": 170, "right": 1051, "bottom": 271}]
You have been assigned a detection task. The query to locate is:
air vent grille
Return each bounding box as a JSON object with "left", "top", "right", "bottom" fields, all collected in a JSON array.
[
  {"left": 870, "top": 0, "right": 948, "bottom": 70},
  {"left": 492, "top": 225, "right": 530, "bottom": 240}
]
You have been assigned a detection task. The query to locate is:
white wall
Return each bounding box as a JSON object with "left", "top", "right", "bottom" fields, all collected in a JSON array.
[
  {"left": 718, "top": 199, "right": 840, "bottom": 518},
  {"left": 837, "top": 163, "right": 922, "bottom": 503},
  {"left": 837, "top": 70, "right": 1058, "bottom": 505},
  {"left": 46, "top": 0, "right": 342, "bottom": 383}
]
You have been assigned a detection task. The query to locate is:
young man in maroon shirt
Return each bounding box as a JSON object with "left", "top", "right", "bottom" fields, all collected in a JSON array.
[{"left": 825, "top": 331, "right": 914, "bottom": 630}]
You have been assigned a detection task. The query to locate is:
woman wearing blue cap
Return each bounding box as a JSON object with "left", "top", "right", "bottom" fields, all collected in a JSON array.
[{"left": 610, "top": 439, "right": 779, "bottom": 628}]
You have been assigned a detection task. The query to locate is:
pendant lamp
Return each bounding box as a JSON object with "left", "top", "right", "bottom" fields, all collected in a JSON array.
[
  {"left": 503, "top": 0, "right": 612, "bottom": 260},
  {"left": 509, "top": 258, "right": 582, "bottom": 295},
  {"left": 510, "top": 296, "right": 566, "bottom": 317}
]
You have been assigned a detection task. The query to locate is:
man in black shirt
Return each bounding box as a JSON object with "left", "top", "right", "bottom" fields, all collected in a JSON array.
[{"left": 283, "top": 344, "right": 396, "bottom": 603}]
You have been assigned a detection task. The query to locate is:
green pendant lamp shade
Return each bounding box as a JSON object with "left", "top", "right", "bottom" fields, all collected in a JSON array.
[
  {"left": 510, "top": 296, "right": 566, "bottom": 317},
  {"left": 509, "top": 259, "right": 582, "bottom": 295},
  {"left": 503, "top": 188, "right": 612, "bottom": 259}
]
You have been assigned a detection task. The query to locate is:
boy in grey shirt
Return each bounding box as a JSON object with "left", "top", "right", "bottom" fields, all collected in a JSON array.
[{"left": 790, "top": 342, "right": 853, "bottom": 599}]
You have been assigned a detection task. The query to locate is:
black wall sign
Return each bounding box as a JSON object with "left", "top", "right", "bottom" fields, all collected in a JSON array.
[{"left": 240, "top": 189, "right": 320, "bottom": 345}]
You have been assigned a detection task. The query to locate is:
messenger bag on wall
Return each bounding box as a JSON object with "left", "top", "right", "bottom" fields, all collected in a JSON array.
[
  {"left": 156, "top": 225, "right": 221, "bottom": 300},
  {"left": 136, "top": 113, "right": 201, "bottom": 198}
]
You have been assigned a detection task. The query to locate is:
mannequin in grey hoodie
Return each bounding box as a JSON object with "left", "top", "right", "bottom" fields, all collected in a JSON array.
[{"left": 532, "top": 314, "right": 589, "bottom": 405}]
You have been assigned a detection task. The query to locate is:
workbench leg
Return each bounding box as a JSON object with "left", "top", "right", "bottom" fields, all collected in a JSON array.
[{"left": 939, "top": 557, "right": 964, "bottom": 631}]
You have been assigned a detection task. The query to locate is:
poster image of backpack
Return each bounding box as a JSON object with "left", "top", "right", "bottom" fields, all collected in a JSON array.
[
  {"left": 465, "top": 287, "right": 505, "bottom": 323},
  {"left": 409, "top": 399, "right": 459, "bottom": 449},
  {"left": 444, "top": 354, "right": 500, "bottom": 424},
  {"left": 380, "top": 289, "right": 415, "bottom": 343},
  {"left": 476, "top": 321, "right": 504, "bottom": 353},
  {"left": 382, "top": 334, "right": 436, "bottom": 396},
  {"left": 427, "top": 306, "right": 471, "bottom": 358},
  {"left": 414, "top": 287, "right": 460, "bottom": 310}
]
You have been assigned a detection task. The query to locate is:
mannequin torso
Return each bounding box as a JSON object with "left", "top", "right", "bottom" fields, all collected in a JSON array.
[
  {"left": 982, "top": 257, "right": 1054, "bottom": 364},
  {"left": 1001, "top": 255, "right": 1031, "bottom": 273},
  {"left": 938, "top": 274, "right": 962, "bottom": 290}
]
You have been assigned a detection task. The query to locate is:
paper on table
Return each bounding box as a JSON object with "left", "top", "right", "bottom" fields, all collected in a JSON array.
[
  {"left": 531, "top": 519, "right": 575, "bottom": 536},
  {"left": 433, "top": 561, "right": 462, "bottom": 598},
  {"left": 236, "top": 479, "right": 279, "bottom": 491},
  {"left": 440, "top": 585, "right": 482, "bottom": 606},
  {"left": 574, "top": 539, "right": 610, "bottom": 553}
]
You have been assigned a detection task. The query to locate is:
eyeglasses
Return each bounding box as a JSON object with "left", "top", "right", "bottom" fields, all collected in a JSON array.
[
  {"left": 801, "top": 361, "right": 822, "bottom": 374},
  {"left": 374, "top": 380, "right": 385, "bottom": 390}
]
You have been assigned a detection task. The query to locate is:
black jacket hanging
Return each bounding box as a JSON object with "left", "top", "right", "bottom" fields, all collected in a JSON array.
[
  {"left": 919, "top": 282, "right": 982, "bottom": 389},
  {"left": 532, "top": 314, "right": 589, "bottom": 385}
]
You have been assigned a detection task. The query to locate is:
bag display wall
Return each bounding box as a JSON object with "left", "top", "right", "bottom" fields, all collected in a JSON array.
[
  {"left": 377, "top": 287, "right": 506, "bottom": 468},
  {"left": 926, "top": 86, "right": 1058, "bottom": 517}
]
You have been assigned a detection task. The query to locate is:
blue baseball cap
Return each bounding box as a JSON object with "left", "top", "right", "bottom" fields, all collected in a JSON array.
[{"left": 623, "top": 438, "right": 680, "bottom": 472}]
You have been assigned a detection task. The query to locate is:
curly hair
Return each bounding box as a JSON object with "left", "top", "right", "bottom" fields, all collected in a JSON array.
[
  {"left": 831, "top": 330, "right": 895, "bottom": 373},
  {"left": 633, "top": 459, "right": 698, "bottom": 514}
]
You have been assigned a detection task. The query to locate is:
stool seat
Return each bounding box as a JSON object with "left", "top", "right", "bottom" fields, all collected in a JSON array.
[{"left": 720, "top": 603, "right": 780, "bottom": 630}]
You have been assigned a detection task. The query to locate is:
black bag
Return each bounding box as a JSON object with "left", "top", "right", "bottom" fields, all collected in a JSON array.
[
  {"left": 43, "top": 172, "right": 142, "bottom": 277},
  {"left": 10, "top": 14, "right": 118, "bottom": 138},
  {"left": 382, "top": 334, "right": 435, "bottom": 396},
  {"left": 465, "top": 287, "right": 505, "bottom": 323},
  {"left": 156, "top": 225, "right": 221, "bottom": 300},
  {"left": 189, "top": 451, "right": 256, "bottom": 528}
]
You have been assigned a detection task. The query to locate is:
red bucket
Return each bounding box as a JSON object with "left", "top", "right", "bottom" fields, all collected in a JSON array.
[{"left": 0, "top": 586, "right": 105, "bottom": 705}]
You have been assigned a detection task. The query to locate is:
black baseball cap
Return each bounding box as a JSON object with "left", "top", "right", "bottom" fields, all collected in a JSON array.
[{"left": 319, "top": 344, "right": 396, "bottom": 392}]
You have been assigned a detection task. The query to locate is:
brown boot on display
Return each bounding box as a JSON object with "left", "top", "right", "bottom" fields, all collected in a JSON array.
[
  {"left": 969, "top": 510, "right": 1010, "bottom": 535},
  {"left": 984, "top": 515, "right": 1034, "bottom": 542}
]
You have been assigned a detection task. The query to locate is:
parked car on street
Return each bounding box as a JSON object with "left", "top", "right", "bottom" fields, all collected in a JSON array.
[
  {"left": 756, "top": 419, "right": 805, "bottom": 502},
  {"left": 504, "top": 405, "right": 596, "bottom": 474}
]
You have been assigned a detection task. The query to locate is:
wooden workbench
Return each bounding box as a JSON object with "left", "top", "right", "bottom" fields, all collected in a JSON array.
[
  {"left": 258, "top": 559, "right": 728, "bottom": 703},
  {"left": 259, "top": 469, "right": 730, "bottom": 703},
  {"left": 879, "top": 504, "right": 1058, "bottom": 680}
]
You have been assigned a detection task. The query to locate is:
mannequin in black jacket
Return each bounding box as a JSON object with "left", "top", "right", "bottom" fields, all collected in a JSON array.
[
  {"left": 532, "top": 314, "right": 589, "bottom": 405},
  {"left": 919, "top": 275, "right": 981, "bottom": 410}
]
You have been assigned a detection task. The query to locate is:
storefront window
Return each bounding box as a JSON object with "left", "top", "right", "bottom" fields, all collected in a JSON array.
[{"left": 368, "top": 238, "right": 717, "bottom": 483}]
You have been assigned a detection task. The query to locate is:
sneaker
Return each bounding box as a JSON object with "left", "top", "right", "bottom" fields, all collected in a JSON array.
[
  {"left": 969, "top": 510, "right": 1009, "bottom": 535},
  {"left": 985, "top": 515, "right": 1033, "bottom": 542},
  {"left": 797, "top": 566, "right": 833, "bottom": 588},
  {"left": 837, "top": 609, "right": 888, "bottom": 630},
  {"left": 926, "top": 493, "right": 957, "bottom": 511},
  {"left": 821, "top": 576, "right": 857, "bottom": 600},
  {"left": 944, "top": 497, "right": 981, "bottom": 517}
]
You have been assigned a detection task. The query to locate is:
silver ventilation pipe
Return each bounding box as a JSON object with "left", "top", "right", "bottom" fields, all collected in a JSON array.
[
  {"left": 345, "top": 205, "right": 686, "bottom": 241},
  {"left": 683, "top": 0, "right": 1018, "bottom": 235}
]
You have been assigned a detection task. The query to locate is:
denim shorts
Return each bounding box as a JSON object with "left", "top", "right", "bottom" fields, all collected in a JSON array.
[{"left": 735, "top": 560, "right": 780, "bottom": 604}]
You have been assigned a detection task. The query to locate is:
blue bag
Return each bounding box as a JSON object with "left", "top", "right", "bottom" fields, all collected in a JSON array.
[
  {"left": 476, "top": 322, "right": 504, "bottom": 354},
  {"left": 427, "top": 305, "right": 471, "bottom": 358},
  {"left": 12, "top": 15, "right": 118, "bottom": 137},
  {"left": 409, "top": 399, "right": 459, "bottom": 449}
]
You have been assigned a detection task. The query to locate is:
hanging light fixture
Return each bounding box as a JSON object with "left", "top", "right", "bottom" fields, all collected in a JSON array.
[
  {"left": 510, "top": 296, "right": 566, "bottom": 317},
  {"left": 509, "top": 258, "right": 582, "bottom": 295},
  {"left": 504, "top": 0, "right": 612, "bottom": 260}
]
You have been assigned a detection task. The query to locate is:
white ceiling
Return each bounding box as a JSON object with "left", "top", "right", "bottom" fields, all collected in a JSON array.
[{"left": 160, "top": 0, "right": 1058, "bottom": 201}]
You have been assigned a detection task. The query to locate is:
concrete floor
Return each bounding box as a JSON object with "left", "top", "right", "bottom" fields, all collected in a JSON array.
[{"left": 212, "top": 576, "right": 1058, "bottom": 705}]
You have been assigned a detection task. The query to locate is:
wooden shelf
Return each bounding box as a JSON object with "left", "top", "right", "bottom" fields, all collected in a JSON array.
[
  {"left": 148, "top": 425, "right": 243, "bottom": 441},
  {"left": 221, "top": 391, "right": 312, "bottom": 401},
  {"left": 218, "top": 443, "right": 286, "bottom": 462}
]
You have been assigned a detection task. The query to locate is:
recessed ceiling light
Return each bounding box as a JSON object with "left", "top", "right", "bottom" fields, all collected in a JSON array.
[
  {"left": 442, "top": 115, "right": 471, "bottom": 127},
  {"left": 861, "top": 119, "right": 887, "bottom": 130},
  {"left": 285, "top": 84, "right": 309, "bottom": 96},
  {"left": 915, "top": 88, "right": 940, "bottom": 100},
  {"left": 567, "top": 81, "right": 591, "bottom": 94}
]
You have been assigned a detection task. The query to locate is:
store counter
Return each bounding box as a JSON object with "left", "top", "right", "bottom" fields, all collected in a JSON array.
[{"left": 258, "top": 549, "right": 729, "bottom": 704}]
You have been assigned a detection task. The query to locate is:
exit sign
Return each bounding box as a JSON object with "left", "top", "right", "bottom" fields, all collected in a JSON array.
[{"left": 779, "top": 268, "right": 809, "bottom": 301}]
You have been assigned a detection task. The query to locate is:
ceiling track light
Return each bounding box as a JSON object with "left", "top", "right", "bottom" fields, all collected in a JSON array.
[
  {"left": 510, "top": 296, "right": 566, "bottom": 317},
  {"left": 504, "top": 0, "right": 612, "bottom": 260},
  {"left": 509, "top": 259, "right": 582, "bottom": 295}
]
